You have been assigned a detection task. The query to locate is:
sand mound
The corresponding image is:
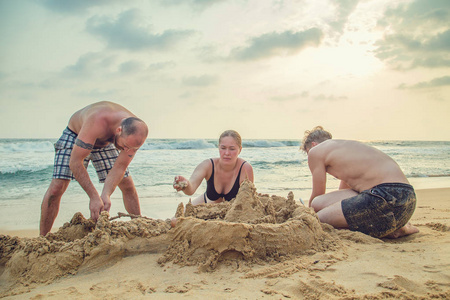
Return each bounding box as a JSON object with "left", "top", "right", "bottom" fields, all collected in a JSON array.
[
  {"left": 1, "top": 180, "right": 387, "bottom": 295},
  {"left": 158, "top": 180, "right": 343, "bottom": 271},
  {"left": 0, "top": 212, "right": 170, "bottom": 288}
]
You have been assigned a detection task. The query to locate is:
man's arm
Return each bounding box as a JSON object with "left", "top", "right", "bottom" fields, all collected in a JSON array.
[
  {"left": 69, "top": 119, "right": 108, "bottom": 220},
  {"left": 308, "top": 150, "right": 327, "bottom": 207},
  {"left": 69, "top": 136, "right": 104, "bottom": 220},
  {"left": 339, "top": 180, "right": 351, "bottom": 190},
  {"left": 100, "top": 149, "right": 135, "bottom": 210}
]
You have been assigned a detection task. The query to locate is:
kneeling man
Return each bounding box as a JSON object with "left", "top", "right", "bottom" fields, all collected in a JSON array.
[
  {"left": 40, "top": 101, "right": 148, "bottom": 236},
  {"left": 302, "top": 126, "right": 418, "bottom": 238}
]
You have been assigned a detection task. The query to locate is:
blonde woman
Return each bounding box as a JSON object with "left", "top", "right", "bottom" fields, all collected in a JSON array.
[{"left": 173, "top": 130, "right": 254, "bottom": 205}]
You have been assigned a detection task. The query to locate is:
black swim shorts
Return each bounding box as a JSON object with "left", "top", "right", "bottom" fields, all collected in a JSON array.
[{"left": 341, "top": 183, "right": 416, "bottom": 238}]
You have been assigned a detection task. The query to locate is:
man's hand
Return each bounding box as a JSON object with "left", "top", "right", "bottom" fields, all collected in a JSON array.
[
  {"left": 101, "top": 194, "right": 112, "bottom": 212},
  {"left": 89, "top": 196, "right": 104, "bottom": 220}
]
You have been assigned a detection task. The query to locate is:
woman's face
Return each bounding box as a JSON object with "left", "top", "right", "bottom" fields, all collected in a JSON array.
[{"left": 219, "top": 136, "right": 241, "bottom": 164}]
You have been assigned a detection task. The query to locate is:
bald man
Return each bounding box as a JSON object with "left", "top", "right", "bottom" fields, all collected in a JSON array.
[{"left": 40, "top": 101, "right": 148, "bottom": 236}]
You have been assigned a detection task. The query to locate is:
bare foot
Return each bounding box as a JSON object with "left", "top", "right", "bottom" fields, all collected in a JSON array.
[{"left": 385, "top": 222, "right": 419, "bottom": 239}]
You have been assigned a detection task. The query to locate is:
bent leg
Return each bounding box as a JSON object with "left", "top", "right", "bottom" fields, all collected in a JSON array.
[
  {"left": 317, "top": 201, "right": 349, "bottom": 229},
  {"left": 311, "top": 189, "right": 358, "bottom": 212},
  {"left": 40, "top": 179, "right": 70, "bottom": 236},
  {"left": 119, "top": 176, "right": 141, "bottom": 215}
]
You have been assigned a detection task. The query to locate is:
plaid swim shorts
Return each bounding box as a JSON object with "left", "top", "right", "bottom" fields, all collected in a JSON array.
[
  {"left": 52, "top": 127, "right": 130, "bottom": 183},
  {"left": 341, "top": 183, "right": 416, "bottom": 238}
]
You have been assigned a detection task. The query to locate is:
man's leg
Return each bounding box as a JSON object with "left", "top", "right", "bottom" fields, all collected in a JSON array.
[
  {"left": 385, "top": 222, "right": 419, "bottom": 238},
  {"left": 311, "top": 189, "right": 358, "bottom": 212},
  {"left": 118, "top": 176, "right": 141, "bottom": 215},
  {"left": 40, "top": 179, "right": 70, "bottom": 236},
  {"left": 316, "top": 201, "right": 349, "bottom": 228},
  {"left": 311, "top": 189, "right": 358, "bottom": 229}
]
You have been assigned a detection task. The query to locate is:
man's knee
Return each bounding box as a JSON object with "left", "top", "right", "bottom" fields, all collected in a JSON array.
[
  {"left": 311, "top": 195, "right": 325, "bottom": 212},
  {"left": 119, "top": 176, "right": 136, "bottom": 193},
  {"left": 46, "top": 180, "right": 69, "bottom": 203}
]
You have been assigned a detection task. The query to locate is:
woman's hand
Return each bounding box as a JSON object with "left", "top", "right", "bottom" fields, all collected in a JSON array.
[{"left": 173, "top": 175, "right": 189, "bottom": 191}]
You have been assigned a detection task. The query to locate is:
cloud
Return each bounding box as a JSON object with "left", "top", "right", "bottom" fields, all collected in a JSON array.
[
  {"left": 270, "top": 92, "right": 309, "bottom": 102},
  {"left": 62, "top": 52, "right": 117, "bottom": 78},
  {"left": 328, "top": 0, "right": 360, "bottom": 34},
  {"left": 375, "top": 0, "right": 450, "bottom": 70},
  {"left": 159, "top": 0, "right": 226, "bottom": 10},
  {"left": 40, "top": 0, "right": 121, "bottom": 14},
  {"left": 62, "top": 52, "right": 175, "bottom": 79},
  {"left": 312, "top": 94, "right": 347, "bottom": 102},
  {"left": 182, "top": 75, "right": 218, "bottom": 86},
  {"left": 119, "top": 60, "right": 145, "bottom": 74},
  {"left": 86, "top": 9, "right": 195, "bottom": 51},
  {"left": 410, "top": 56, "right": 450, "bottom": 69},
  {"left": 230, "top": 28, "right": 324, "bottom": 61},
  {"left": 148, "top": 61, "right": 176, "bottom": 71},
  {"left": 74, "top": 88, "right": 119, "bottom": 98},
  {"left": 398, "top": 75, "right": 450, "bottom": 89}
]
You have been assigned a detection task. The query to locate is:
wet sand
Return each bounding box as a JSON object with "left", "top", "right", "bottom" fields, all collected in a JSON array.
[{"left": 1, "top": 181, "right": 449, "bottom": 299}]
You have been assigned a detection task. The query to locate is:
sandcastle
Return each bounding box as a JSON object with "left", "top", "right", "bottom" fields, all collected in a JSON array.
[
  {"left": 158, "top": 180, "right": 343, "bottom": 271},
  {"left": 1, "top": 180, "right": 380, "bottom": 294},
  {"left": 0, "top": 213, "right": 171, "bottom": 288}
]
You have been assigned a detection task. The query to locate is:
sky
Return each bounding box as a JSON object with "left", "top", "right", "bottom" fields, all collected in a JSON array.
[{"left": 0, "top": 0, "right": 449, "bottom": 141}]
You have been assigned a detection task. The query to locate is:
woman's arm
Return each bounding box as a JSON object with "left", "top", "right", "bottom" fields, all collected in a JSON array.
[{"left": 173, "top": 159, "right": 211, "bottom": 195}]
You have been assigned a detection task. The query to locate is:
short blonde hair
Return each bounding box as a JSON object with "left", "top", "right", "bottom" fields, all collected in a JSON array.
[
  {"left": 300, "top": 126, "right": 332, "bottom": 152},
  {"left": 219, "top": 130, "right": 242, "bottom": 149}
]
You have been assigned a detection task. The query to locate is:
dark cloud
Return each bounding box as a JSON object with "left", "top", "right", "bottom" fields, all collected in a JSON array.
[
  {"left": 230, "top": 28, "right": 324, "bottom": 61},
  {"left": 375, "top": 0, "right": 450, "bottom": 70},
  {"left": 399, "top": 76, "right": 450, "bottom": 89},
  {"left": 182, "top": 75, "right": 218, "bottom": 86},
  {"left": 40, "top": 0, "right": 121, "bottom": 14},
  {"left": 86, "top": 9, "right": 195, "bottom": 51}
]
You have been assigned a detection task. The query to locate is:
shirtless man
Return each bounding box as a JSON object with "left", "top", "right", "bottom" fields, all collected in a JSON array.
[
  {"left": 302, "top": 126, "right": 419, "bottom": 239},
  {"left": 40, "top": 101, "right": 148, "bottom": 236}
]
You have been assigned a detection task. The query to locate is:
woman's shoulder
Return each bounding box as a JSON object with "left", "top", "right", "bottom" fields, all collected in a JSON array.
[
  {"left": 241, "top": 159, "right": 253, "bottom": 169},
  {"left": 239, "top": 158, "right": 251, "bottom": 165}
]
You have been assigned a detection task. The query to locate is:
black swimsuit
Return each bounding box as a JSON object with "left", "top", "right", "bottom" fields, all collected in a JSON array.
[{"left": 204, "top": 158, "right": 247, "bottom": 203}]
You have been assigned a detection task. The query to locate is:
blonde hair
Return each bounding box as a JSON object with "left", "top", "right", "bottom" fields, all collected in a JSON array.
[
  {"left": 300, "top": 126, "right": 332, "bottom": 152},
  {"left": 219, "top": 130, "right": 242, "bottom": 149}
]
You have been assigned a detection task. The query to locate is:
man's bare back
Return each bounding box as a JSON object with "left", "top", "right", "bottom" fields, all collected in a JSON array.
[
  {"left": 68, "top": 101, "right": 136, "bottom": 149},
  {"left": 310, "top": 139, "right": 409, "bottom": 192},
  {"left": 301, "top": 126, "right": 418, "bottom": 239}
]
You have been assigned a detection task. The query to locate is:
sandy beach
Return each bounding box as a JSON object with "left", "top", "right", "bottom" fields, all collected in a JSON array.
[{"left": 1, "top": 180, "right": 449, "bottom": 299}]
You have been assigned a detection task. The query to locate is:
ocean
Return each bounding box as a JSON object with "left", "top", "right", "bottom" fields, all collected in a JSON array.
[{"left": 0, "top": 139, "right": 449, "bottom": 231}]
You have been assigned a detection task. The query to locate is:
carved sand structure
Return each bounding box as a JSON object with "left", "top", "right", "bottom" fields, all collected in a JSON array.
[{"left": 1, "top": 181, "right": 448, "bottom": 299}]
